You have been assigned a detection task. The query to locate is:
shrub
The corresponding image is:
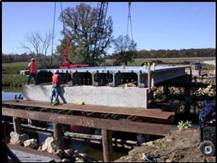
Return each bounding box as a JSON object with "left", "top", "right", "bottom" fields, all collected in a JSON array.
[
  {"left": 2, "top": 74, "right": 26, "bottom": 87},
  {"left": 177, "top": 120, "right": 192, "bottom": 130}
]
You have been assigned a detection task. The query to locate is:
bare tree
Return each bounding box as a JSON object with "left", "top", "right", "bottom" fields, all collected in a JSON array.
[
  {"left": 21, "top": 31, "right": 52, "bottom": 56},
  {"left": 41, "top": 32, "right": 52, "bottom": 56}
]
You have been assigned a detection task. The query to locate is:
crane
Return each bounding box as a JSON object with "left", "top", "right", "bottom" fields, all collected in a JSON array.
[
  {"left": 59, "top": 2, "right": 108, "bottom": 68},
  {"left": 52, "top": 2, "right": 132, "bottom": 68}
]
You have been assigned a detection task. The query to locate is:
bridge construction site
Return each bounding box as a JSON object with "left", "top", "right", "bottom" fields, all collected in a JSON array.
[
  {"left": 3, "top": 62, "right": 216, "bottom": 162},
  {"left": 2, "top": 2, "right": 216, "bottom": 162}
]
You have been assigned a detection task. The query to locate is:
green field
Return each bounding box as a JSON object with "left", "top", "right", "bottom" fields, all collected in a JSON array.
[
  {"left": 2, "top": 62, "right": 28, "bottom": 88},
  {"left": 2, "top": 57, "right": 215, "bottom": 88},
  {"left": 2, "top": 62, "right": 28, "bottom": 74},
  {"left": 104, "top": 57, "right": 216, "bottom": 66}
]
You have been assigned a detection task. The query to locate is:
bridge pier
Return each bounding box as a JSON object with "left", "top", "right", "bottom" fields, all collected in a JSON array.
[
  {"left": 102, "top": 129, "right": 113, "bottom": 162},
  {"left": 13, "top": 117, "right": 22, "bottom": 134}
]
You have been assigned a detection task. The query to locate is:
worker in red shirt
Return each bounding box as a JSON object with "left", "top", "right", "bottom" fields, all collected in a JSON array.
[
  {"left": 27, "top": 58, "right": 37, "bottom": 84},
  {"left": 50, "top": 70, "right": 60, "bottom": 105}
]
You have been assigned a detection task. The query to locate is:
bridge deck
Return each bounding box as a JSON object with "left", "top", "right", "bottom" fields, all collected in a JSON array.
[{"left": 2, "top": 100, "right": 175, "bottom": 121}]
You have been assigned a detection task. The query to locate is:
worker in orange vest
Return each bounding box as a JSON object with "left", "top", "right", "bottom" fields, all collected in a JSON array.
[
  {"left": 27, "top": 58, "right": 38, "bottom": 84},
  {"left": 50, "top": 70, "right": 60, "bottom": 105}
]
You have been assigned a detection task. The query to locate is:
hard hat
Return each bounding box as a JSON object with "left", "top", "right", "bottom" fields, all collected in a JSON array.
[{"left": 31, "top": 58, "right": 35, "bottom": 61}]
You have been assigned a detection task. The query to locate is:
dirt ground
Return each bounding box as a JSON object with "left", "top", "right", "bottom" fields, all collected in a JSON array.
[{"left": 115, "top": 128, "right": 216, "bottom": 162}]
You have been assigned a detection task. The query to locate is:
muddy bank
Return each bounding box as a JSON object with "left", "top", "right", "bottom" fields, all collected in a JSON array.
[{"left": 115, "top": 128, "right": 216, "bottom": 162}]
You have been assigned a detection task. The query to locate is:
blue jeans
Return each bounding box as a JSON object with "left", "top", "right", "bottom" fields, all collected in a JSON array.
[
  {"left": 27, "top": 73, "right": 37, "bottom": 84},
  {"left": 50, "top": 85, "right": 60, "bottom": 104}
]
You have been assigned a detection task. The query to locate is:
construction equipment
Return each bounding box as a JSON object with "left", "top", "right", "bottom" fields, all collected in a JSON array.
[
  {"left": 91, "top": 2, "right": 109, "bottom": 66},
  {"left": 199, "top": 99, "right": 216, "bottom": 156},
  {"left": 58, "top": 3, "right": 88, "bottom": 69},
  {"left": 50, "top": 2, "right": 134, "bottom": 69},
  {"left": 59, "top": 2, "right": 109, "bottom": 68},
  {"left": 51, "top": 2, "right": 133, "bottom": 68},
  {"left": 59, "top": 36, "right": 88, "bottom": 69}
]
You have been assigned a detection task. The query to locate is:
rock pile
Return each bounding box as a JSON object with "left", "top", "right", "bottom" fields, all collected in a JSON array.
[
  {"left": 194, "top": 84, "right": 216, "bottom": 96},
  {"left": 23, "top": 138, "right": 38, "bottom": 149},
  {"left": 10, "top": 132, "right": 29, "bottom": 145},
  {"left": 38, "top": 137, "right": 96, "bottom": 162}
]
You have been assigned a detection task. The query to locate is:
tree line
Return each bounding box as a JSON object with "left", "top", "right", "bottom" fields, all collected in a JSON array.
[
  {"left": 109, "top": 48, "right": 216, "bottom": 59},
  {"left": 2, "top": 48, "right": 215, "bottom": 63}
]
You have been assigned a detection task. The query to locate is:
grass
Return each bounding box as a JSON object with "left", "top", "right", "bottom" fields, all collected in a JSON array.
[
  {"left": 105, "top": 57, "right": 216, "bottom": 66},
  {"left": 2, "top": 62, "right": 28, "bottom": 74},
  {"left": 2, "top": 74, "right": 27, "bottom": 88},
  {"left": 2, "top": 61, "right": 59, "bottom": 88},
  {"left": 2, "top": 62, "right": 31, "bottom": 88}
]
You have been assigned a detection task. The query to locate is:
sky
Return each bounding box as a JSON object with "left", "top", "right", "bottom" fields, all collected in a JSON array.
[{"left": 2, "top": 2, "right": 216, "bottom": 55}]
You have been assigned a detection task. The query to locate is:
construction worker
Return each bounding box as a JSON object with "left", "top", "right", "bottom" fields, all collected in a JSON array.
[
  {"left": 27, "top": 58, "right": 37, "bottom": 84},
  {"left": 51, "top": 70, "right": 60, "bottom": 105}
]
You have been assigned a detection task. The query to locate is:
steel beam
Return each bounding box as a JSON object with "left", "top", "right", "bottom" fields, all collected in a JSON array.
[
  {"left": 2, "top": 107, "right": 175, "bottom": 136},
  {"left": 2, "top": 100, "right": 175, "bottom": 121}
]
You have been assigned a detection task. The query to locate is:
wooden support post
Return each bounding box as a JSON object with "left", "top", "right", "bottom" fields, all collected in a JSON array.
[
  {"left": 189, "top": 66, "right": 192, "bottom": 79},
  {"left": 102, "top": 129, "right": 112, "bottom": 162},
  {"left": 71, "top": 73, "right": 74, "bottom": 86},
  {"left": 147, "top": 62, "right": 151, "bottom": 92},
  {"left": 184, "top": 87, "right": 191, "bottom": 114},
  {"left": 137, "top": 72, "right": 141, "bottom": 87},
  {"left": 53, "top": 123, "right": 63, "bottom": 142},
  {"left": 92, "top": 73, "right": 95, "bottom": 86},
  {"left": 112, "top": 73, "right": 116, "bottom": 87},
  {"left": 13, "top": 117, "right": 22, "bottom": 134},
  {"left": 163, "top": 86, "right": 169, "bottom": 102}
]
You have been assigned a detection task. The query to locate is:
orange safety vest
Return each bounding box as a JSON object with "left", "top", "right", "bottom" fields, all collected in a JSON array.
[
  {"left": 52, "top": 74, "right": 60, "bottom": 85},
  {"left": 29, "top": 62, "right": 37, "bottom": 74}
]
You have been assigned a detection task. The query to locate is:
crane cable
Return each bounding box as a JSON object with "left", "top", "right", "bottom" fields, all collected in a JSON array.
[
  {"left": 126, "top": 2, "right": 133, "bottom": 40},
  {"left": 60, "top": 2, "right": 72, "bottom": 62},
  {"left": 60, "top": 2, "right": 65, "bottom": 32},
  {"left": 51, "top": 2, "right": 56, "bottom": 65},
  {"left": 51, "top": 2, "right": 71, "bottom": 66}
]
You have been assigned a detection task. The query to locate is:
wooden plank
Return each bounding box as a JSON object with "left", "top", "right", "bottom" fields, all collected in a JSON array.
[
  {"left": 2, "top": 100, "right": 175, "bottom": 120},
  {"left": 102, "top": 129, "right": 112, "bottom": 162},
  {"left": 2, "top": 107, "right": 175, "bottom": 136}
]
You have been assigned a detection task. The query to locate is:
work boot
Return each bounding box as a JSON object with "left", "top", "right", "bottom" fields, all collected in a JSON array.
[{"left": 53, "top": 101, "right": 59, "bottom": 106}]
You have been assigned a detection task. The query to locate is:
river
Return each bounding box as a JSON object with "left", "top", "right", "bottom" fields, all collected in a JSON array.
[{"left": 2, "top": 89, "right": 128, "bottom": 161}]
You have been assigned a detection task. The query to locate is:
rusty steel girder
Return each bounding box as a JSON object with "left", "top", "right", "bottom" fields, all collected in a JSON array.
[
  {"left": 2, "top": 107, "right": 175, "bottom": 136},
  {"left": 2, "top": 100, "right": 175, "bottom": 121}
]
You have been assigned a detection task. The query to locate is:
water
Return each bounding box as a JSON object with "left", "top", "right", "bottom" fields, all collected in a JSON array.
[
  {"left": 2, "top": 89, "right": 128, "bottom": 161},
  {"left": 2, "top": 91, "right": 22, "bottom": 101}
]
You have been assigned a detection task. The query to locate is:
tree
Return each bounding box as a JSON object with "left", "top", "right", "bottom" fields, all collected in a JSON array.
[
  {"left": 113, "top": 35, "right": 137, "bottom": 65},
  {"left": 21, "top": 31, "right": 52, "bottom": 66},
  {"left": 57, "top": 3, "right": 113, "bottom": 66},
  {"left": 21, "top": 31, "right": 52, "bottom": 56}
]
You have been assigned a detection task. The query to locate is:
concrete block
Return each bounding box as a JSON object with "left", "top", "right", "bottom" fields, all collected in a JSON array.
[{"left": 23, "top": 85, "right": 148, "bottom": 108}]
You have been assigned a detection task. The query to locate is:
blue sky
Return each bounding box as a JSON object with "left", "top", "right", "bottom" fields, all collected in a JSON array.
[{"left": 2, "top": 2, "right": 216, "bottom": 54}]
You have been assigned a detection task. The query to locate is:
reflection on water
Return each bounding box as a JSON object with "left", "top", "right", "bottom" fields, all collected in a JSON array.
[
  {"left": 2, "top": 91, "right": 22, "bottom": 101},
  {"left": 2, "top": 90, "right": 128, "bottom": 161}
]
